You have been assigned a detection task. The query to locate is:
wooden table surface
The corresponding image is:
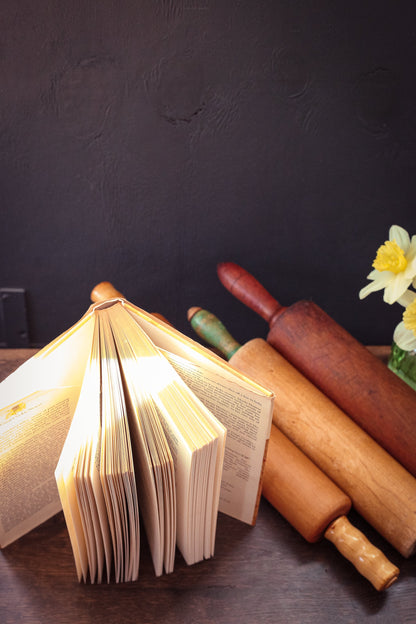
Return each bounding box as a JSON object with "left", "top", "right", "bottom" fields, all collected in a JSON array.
[{"left": 1, "top": 348, "right": 415, "bottom": 624}]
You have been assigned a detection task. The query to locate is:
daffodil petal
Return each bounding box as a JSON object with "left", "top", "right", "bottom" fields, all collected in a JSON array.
[
  {"left": 366, "top": 269, "right": 393, "bottom": 284},
  {"left": 397, "top": 290, "right": 416, "bottom": 307},
  {"left": 393, "top": 321, "right": 416, "bottom": 350},
  {"left": 383, "top": 274, "right": 413, "bottom": 304},
  {"left": 359, "top": 280, "right": 386, "bottom": 299},
  {"left": 390, "top": 225, "right": 410, "bottom": 252},
  {"left": 366, "top": 269, "right": 378, "bottom": 280},
  {"left": 359, "top": 269, "right": 395, "bottom": 299},
  {"left": 403, "top": 261, "right": 416, "bottom": 280},
  {"left": 406, "top": 236, "right": 416, "bottom": 263}
]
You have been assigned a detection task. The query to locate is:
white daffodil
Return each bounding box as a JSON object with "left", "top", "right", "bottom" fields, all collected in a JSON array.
[
  {"left": 393, "top": 296, "right": 416, "bottom": 351},
  {"left": 359, "top": 225, "right": 416, "bottom": 304}
]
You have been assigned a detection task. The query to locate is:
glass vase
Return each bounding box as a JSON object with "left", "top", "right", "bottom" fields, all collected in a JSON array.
[{"left": 388, "top": 341, "right": 416, "bottom": 392}]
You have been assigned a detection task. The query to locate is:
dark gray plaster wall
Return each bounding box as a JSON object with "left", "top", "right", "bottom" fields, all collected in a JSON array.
[{"left": 1, "top": 1, "right": 415, "bottom": 347}]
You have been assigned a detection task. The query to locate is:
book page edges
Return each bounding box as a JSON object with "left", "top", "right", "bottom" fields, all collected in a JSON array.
[
  {"left": 250, "top": 436, "right": 270, "bottom": 526},
  {"left": 0, "top": 298, "right": 274, "bottom": 552},
  {"left": 121, "top": 299, "right": 274, "bottom": 400},
  {"left": 120, "top": 299, "right": 274, "bottom": 527}
]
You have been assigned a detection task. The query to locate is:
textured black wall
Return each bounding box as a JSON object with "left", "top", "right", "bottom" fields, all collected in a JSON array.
[{"left": 1, "top": 1, "right": 415, "bottom": 348}]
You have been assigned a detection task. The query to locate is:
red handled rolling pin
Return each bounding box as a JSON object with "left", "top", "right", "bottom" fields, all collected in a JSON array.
[
  {"left": 188, "top": 307, "right": 416, "bottom": 560},
  {"left": 217, "top": 262, "right": 416, "bottom": 478}
]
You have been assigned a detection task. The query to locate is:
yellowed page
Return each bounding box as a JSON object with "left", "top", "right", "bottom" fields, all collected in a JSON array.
[
  {"left": 107, "top": 302, "right": 225, "bottom": 565},
  {"left": 90, "top": 444, "right": 113, "bottom": 582},
  {"left": 159, "top": 350, "right": 271, "bottom": 525},
  {"left": 123, "top": 300, "right": 273, "bottom": 525},
  {"left": 98, "top": 310, "right": 140, "bottom": 583},
  {"left": 55, "top": 318, "right": 113, "bottom": 584},
  {"left": 55, "top": 321, "right": 103, "bottom": 583},
  {"left": 156, "top": 379, "right": 223, "bottom": 563},
  {"left": 123, "top": 300, "right": 272, "bottom": 396},
  {"left": 84, "top": 318, "right": 113, "bottom": 581},
  {"left": 82, "top": 331, "right": 110, "bottom": 584},
  {"left": 74, "top": 447, "right": 97, "bottom": 581},
  {"left": 0, "top": 314, "right": 95, "bottom": 548},
  {"left": 105, "top": 303, "right": 175, "bottom": 576},
  {"left": 55, "top": 471, "right": 86, "bottom": 582}
]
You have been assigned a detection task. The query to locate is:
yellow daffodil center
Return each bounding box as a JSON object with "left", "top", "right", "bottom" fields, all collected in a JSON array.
[
  {"left": 403, "top": 300, "right": 416, "bottom": 336},
  {"left": 372, "top": 240, "right": 408, "bottom": 274}
]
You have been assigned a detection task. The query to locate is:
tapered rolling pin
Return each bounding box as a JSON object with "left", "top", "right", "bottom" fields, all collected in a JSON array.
[
  {"left": 217, "top": 262, "right": 416, "bottom": 478},
  {"left": 188, "top": 307, "right": 416, "bottom": 559}
]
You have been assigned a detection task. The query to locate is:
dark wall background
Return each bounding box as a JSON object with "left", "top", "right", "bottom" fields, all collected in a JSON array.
[{"left": 1, "top": 1, "right": 415, "bottom": 348}]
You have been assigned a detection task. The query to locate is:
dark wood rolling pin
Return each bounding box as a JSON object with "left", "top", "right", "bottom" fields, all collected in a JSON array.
[
  {"left": 188, "top": 307, "right": 416, "bottom": 560},
  {"left": 217, "top": 262, "right": 416, "bottom": 478}
]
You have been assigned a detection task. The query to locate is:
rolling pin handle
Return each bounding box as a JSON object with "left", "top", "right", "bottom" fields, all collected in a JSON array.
[
  {"left": 324, "top": 516, "right": 399, "bottom": 591},
  {"left": 187, "top": 307, "right": 241, "bottom": 360},
  {"left": 91, "top": 282, "right": 173, "bottom": 326},
  {"left": 217, "top": 262, "right": 286, "bottom": 326},
  {"left": 90, "top": 281, "right": 125, "bottom": 302}
]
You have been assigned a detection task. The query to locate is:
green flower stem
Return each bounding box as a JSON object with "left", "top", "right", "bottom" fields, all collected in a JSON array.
[{"left": 388, "top": 341, "right": 416, "bottom": 391}]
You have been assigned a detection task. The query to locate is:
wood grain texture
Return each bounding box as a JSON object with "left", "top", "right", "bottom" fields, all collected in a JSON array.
[
  {"left": 1, "top": 499, "right": 415, "bottom": 624},
  {"left": 267, "top": 300, "right": 416, "bottom": 478},
  {"left": 230, "top": 338, "right": 416, "bottom": 558},
  {"left": 186, "top": 307, "right": 403, "bottom": 590},
  {"left": 262, "top": 424, "right": 351, "bottom": 544},
  {"left": 217, "top": 262, "right": 416, "bottom": 478},
  {"left": 1, "top": 349, "right": 416, "bottom": 622}
]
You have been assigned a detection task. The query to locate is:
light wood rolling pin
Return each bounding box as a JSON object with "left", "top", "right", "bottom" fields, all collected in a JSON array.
[
  {"left": 90, "top": 281, "right": 169, "bottom": 324},
  {"left": 217, "top": 262, "right": 416, "bottom": 478},
  {"left": 264, "top": 425, "right": 399, "bottom": 591},
  {"left": 187, "top": 307, "right": 416, "bottom": 561},
  {"left": 91, "top": 281, "right": 125, "bottom": 302}
]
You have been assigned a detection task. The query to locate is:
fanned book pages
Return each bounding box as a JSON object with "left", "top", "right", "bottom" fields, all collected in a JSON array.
[{"left": 0, "top": 299, "right": 274, "bottom": 584}]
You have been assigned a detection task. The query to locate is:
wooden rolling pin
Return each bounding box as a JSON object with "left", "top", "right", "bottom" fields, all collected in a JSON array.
[
  {"left": 188, "top": 307, "right": 416, "bottom": 560},
  {"left": 265, "top": 425, "right": 399, "bottom": 591},
  {"left": 89, "top": 282, "right": 400, "bottom": 589},
  {"left": 90, "top": 281, "right": 169, "bottom": 325},
  {"left": 90, "top": 281, "right": 125, "bottom": 301},
  {"left": 217, "top": 262, "right": 416, "bottom": 478}
]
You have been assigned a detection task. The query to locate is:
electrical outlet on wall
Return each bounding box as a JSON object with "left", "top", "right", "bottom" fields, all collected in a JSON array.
[{"left": 0, "top": 288, "right": 30, "bottom": 347}]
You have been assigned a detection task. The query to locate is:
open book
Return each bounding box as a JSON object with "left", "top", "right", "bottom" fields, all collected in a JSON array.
[{"left": 0, "top": 298, "right": 273, "bottom": 583}]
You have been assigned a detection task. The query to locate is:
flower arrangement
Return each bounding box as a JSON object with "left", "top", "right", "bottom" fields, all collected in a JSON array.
[{"left": 359, "top": 224, "right": 416, "bottom": 389}]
